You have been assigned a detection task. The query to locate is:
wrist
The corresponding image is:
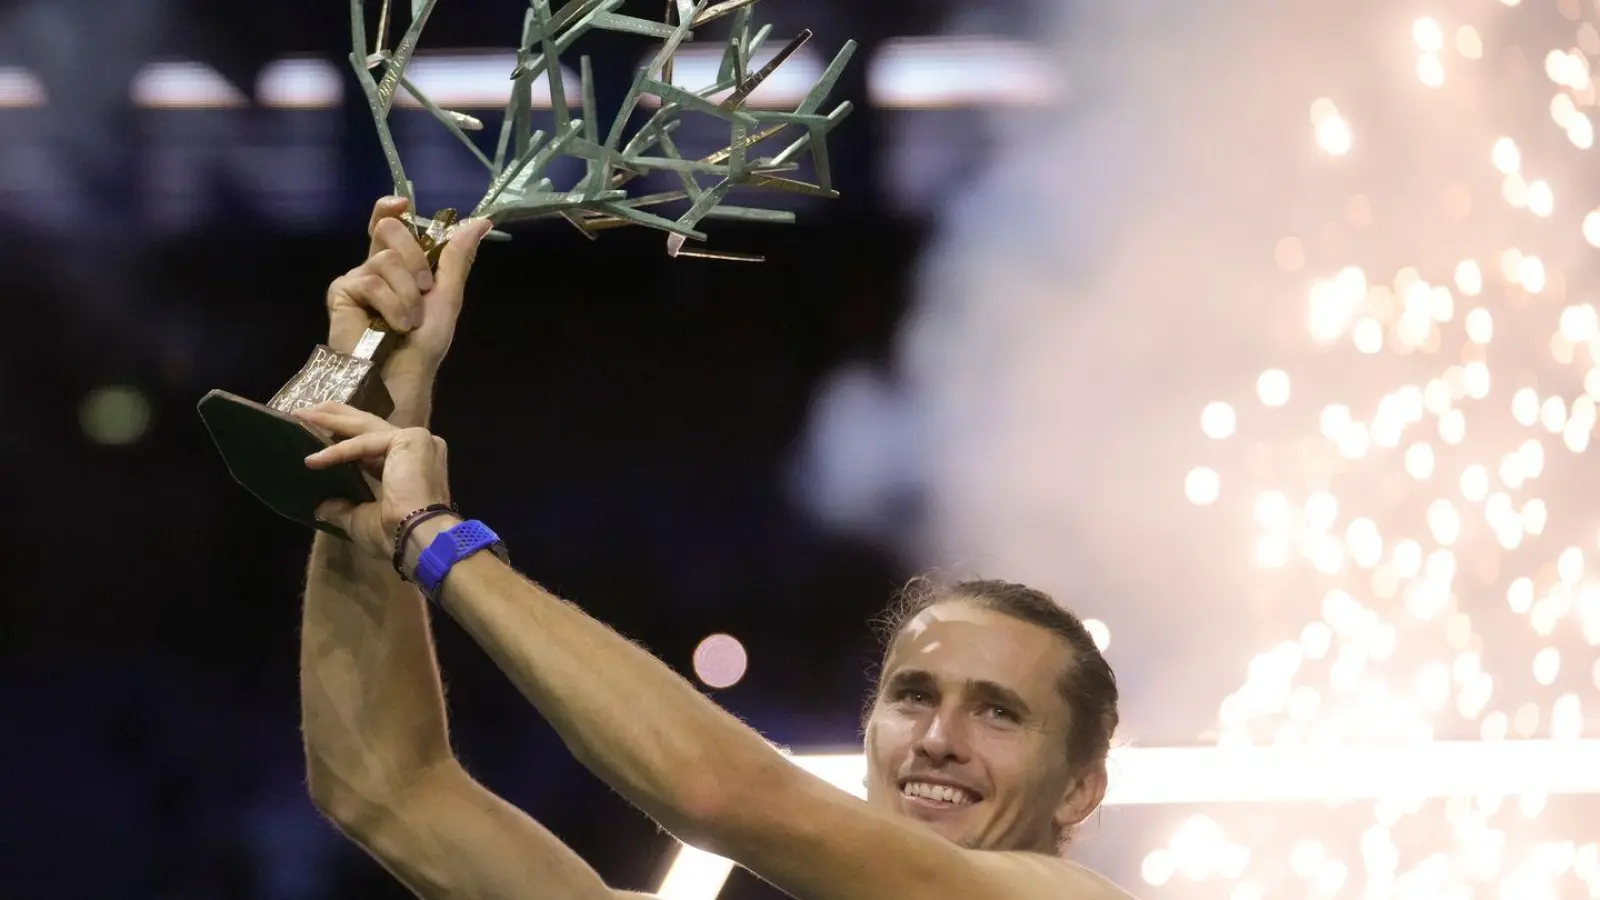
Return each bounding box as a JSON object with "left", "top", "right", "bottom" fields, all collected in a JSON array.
[
  {"left": 384, "top": 368, "right": 440, "bottom": 428},
  {"left": 402, "top": 513, "right": 463, "bottom": 580}
]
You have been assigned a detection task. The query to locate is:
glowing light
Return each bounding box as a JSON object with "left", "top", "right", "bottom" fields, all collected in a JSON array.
[
  {"left": 1312, "top": 98, "right": 1353, "bottom": 155},
  {"left": 1464, "top": 308, "right": 1494, "bottom": 343},
  {"left": 1083, "top": 618, "right": 1112, "bottom": 652},
  {"left": 1353, "top": 318, "right": 1384, "bottom": 353},
  {"left": 1257, "top": 369, "right": 1292, "bottom": 406},
  {"left": 1533, "top": 647, "right": 1560, "bottom": 686},
  {"left": 691, "top": 634, "right": 749, "bottom": 690},
  {"left": 1518, "top": 254, "right": 1547, "bottom": 293},
  {"left": 0, "top": 66, "right": 45, "bottom": 108},
  {"left": 1492, "top": 137, "right": 1522, "bottom": 174},
  {"left": 1439, "top": 409, "right": 1466, "bottom": 445},
  {"left": 1585, "top": 210, "right": 1600, "bottom": 247},
  {"left": 131, "top": 62, "right": 247, "bottom": 108},
  {"left": 1528, "top": 180, "right": 1554, "bottom": 217},
  {"left": 1405, "top": 442, "right": 1436, "bottom": 479},
  {"left": 1255, "top": 490, "right": 1291, "bottom": 528},
  {"left": 1513, "top": 388, "right": 1541, "bottom": 427},
  {"left": 1186, "top": 467, "right": 1221, "bottom": 505},
  {"left": 1428, "top": 499, "right": 1462, "bottom": 545},
  {"left": 1306, "top": 492, "right": 1339, "bottom": 531},
  {"left": 866, "top": 37, "right": 1061, "bottom": 109},
  {"left": 1141, "top": 850, "right": 1174, "bottom": 887},
  {"left": 1417, "top": 54, "right": 1446, "bottom": 87},
  {"left": 650, "top": 745, "right": 1600, "bottom": 900},
  {"left": 1560, "top": 305, "right": 1598, "bottom": 342},
  {"left": 1202, "top": 402, "right": 1238, "bottom": 439},
  {"left": 1576, "top": 112, "right": 1599, "bottom": 149},
  {"left": 1168, "top": 8, "right": 1600, "bottom": 898},
  {"left": 1413, "top": 19, "right": 1445, "bottom": 53},
  {"left": 80, "top": 386, "right": 152, "bottom": 446}
]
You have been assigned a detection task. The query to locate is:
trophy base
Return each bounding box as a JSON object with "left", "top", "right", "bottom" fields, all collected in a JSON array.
[{"left": 197, "top": 390, "right": 374, "bottom": 533}]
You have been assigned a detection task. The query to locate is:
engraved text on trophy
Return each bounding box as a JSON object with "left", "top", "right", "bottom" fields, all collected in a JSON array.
[{"left": 267, "top": 346, "right": 393, "bottom": 417}]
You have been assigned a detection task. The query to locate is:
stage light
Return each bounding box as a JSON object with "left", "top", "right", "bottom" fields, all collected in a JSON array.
[
  {"left": 131, "top": 62, "right": 248, "bottom": 109},
  {"left": 656, "top": 742, "right": 1600, "bottom": 899},
  {"left": 0, "top": 67, "right": 46, "bottom": 108},
  {"left": 257, "top": 58, "right": 343, "bottom": 109},
  {"left": 867, "top": 37, "right": 1058, "bottom": 108}
]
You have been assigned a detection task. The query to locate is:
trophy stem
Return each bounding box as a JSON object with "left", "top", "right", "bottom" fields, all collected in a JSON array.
[
  {"left": 375, "top": 0, "right": 392, "bottom": 57},
  {"left": 415, "top": 207, "right": 459, "bottom": 266}
]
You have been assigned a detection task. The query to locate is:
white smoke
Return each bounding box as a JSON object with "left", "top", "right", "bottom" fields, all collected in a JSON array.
[{"left": 791, "top": 0, "right": 1550, "bottom": 700}]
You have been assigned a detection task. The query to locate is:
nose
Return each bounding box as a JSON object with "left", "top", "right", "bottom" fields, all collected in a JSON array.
[{"left": 913, "top": 704, "right": 972, "bottom": 765}]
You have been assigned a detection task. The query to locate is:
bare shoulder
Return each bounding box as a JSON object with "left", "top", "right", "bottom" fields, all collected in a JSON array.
[
  {"left": 977, "top": 853, "right": 1137, "bottom": 899},
  {"left": 1060, "top": 860, "right": 1138, "bottom": 899}
]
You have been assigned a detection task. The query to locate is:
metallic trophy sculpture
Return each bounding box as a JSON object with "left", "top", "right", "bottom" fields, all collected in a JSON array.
[{"left": 198, "top": 0, "right": 855, "bottom": 530}]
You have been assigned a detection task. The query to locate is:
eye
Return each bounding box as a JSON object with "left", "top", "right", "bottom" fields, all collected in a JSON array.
[
  {"left": 890, "top": 687, "right": 934, "bottom": 705},
  {"left": 983, "top": 704, "right": 1020, "bottom": 723}
]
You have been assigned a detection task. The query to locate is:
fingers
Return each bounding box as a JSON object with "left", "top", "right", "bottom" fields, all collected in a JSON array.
[
  {"left": 313, "top": 498, "right": 357, "bottom": 540},
  {"left": 303, "top": 430, "right": 399, "bottom": 471},
  {"left": 367, "top": 196, "right": 410, "bottom": 260},
  {"left": 314, "top": 498, "right": 388, "bottom": 558},
  {"left": 329, "top": 268, "right": 413, "bottom": 334},
  {"left": 294, "top": 402, "right": 397, "bottom": 440},
  {"left": 366, "top": 248, "right": 425, "bottom": 329},
  {"left": 371, "top": 216, "right": 434, "bottom": 293},
  {"left": 433, "top": 218, "right": 494, "bottom": 308}
]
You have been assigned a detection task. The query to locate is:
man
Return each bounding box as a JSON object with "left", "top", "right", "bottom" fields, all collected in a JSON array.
[{"left": 295, "top": 197, "right": 1135, "bottom": 899}]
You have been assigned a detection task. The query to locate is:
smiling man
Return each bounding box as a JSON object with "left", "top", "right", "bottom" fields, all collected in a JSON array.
[
  {"left": 863, "top": 578, "right": 1122, "bottom": 858},
  {"left": 294, "top": 198, "right": 1136, "bottom": 900}
]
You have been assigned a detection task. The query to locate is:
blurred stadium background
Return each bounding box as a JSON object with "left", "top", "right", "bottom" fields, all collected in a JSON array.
[{"left": 4, "top": 0, "right": 1600, "bottom": 897}]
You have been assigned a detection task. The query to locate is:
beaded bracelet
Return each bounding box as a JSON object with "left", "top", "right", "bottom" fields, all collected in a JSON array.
[{"left": 391, "top": 502, "right": 460, "bottom": 579}]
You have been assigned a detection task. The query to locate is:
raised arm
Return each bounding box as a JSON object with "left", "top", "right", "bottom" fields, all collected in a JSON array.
[
  {"left": 299, "top": 200, "right": 638, "bottom": 900},
  {"left": 405, "top": 552, "right": 1123, "bottom": 900},
  {"left": 299, "top": 402, "right": 1131, "bottom": 900}
]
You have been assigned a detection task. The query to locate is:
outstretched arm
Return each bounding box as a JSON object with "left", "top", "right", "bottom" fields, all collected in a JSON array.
[
  {"left": 299, "top": 198, "right": 464, "bottom": 823},
  {"left": 299, "top": 200, "right": 641, "bottom": 900},
  {"left": 301, "top": 401, "right": 1130, "bottom": 900},
  {"left": 407, "top": 547, "right": 1121, "bottom": 900}
]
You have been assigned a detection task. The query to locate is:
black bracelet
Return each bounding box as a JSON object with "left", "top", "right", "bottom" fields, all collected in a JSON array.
[{"left": 391, "top": 502, "right": 459, "bottom": 579}]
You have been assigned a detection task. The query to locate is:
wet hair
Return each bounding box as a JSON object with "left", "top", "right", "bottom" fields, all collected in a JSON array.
[{"left": 865, "top": 576, "right": 1120, "bottom": 843}]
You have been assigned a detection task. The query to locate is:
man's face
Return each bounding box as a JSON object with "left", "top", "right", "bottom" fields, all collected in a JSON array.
[{"left": 863, "top": 601, "right": 1081, "bottom": 852}]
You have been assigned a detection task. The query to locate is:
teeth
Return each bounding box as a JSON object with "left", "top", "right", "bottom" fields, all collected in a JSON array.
[{"left": 901, "top": 781, "right": 976, "bottom": 805}]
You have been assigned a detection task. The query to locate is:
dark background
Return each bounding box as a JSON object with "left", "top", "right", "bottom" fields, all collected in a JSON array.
[{"left": 0, "top": 1, "right": 1066, "bottom": 897}]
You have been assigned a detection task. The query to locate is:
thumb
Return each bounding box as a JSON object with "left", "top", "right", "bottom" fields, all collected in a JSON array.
[
  {"left": 433, "top": 218, "right": 493, "bottom": 300},
  {"left": 313, "top": 499, "right": 358, "bottom": 540}
]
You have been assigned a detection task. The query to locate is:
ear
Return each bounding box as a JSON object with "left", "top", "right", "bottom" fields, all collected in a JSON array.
[{"left": 1054, "top": 760, "right": 1108, "bottom": 834}]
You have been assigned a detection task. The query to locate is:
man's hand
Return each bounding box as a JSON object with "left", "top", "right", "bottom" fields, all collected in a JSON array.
[
  {"left": 295, "top": 402, "right": 454, "bottom": 560},
  {"left": 327, "top": 197, "right": 493, "bottom": 426}
]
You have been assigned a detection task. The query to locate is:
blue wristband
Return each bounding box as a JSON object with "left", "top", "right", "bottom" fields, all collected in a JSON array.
[{"left": 414, "top": 519, "right": 507, "bottom": 600}]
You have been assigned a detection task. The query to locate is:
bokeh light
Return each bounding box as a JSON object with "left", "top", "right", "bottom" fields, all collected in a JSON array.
[
  {"left": 1083, "top": 617, "right": 1112, "bottom": 652},
  {"left": 691, "top": 634, "right": 748, "bottom": 690},
  {"left": 79, "top": 385, "right": 152, "bottom": 445},
  {"left": 1176, "top": 4, "right": 1600, "bottom": 897},
  {"left": 1202, "top": 401, "right": 1238, "bottom": 440}
]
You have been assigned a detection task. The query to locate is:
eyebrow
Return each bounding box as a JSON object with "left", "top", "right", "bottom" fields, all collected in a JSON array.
[{"left": 883, "top": 669, "right": 1035, "bottom": 719}]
